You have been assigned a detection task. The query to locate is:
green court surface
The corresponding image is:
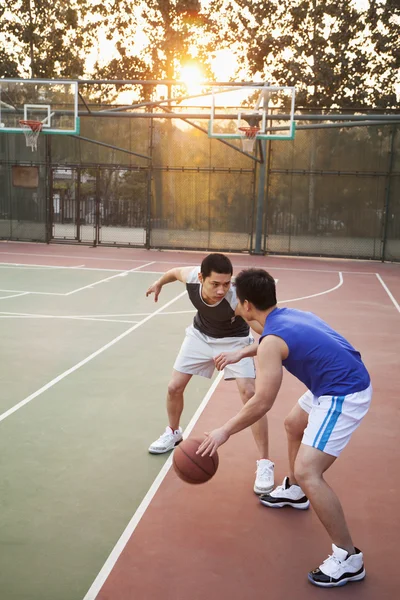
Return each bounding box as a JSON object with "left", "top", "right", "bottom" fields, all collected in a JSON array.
[{"left": 0, "top": 265, "right": 214, "bottom": 600}]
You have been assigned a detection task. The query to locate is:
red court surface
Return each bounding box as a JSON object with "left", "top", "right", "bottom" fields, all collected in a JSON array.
[{"left": 1, "top": 241, "right": 399, "bottom": 600}]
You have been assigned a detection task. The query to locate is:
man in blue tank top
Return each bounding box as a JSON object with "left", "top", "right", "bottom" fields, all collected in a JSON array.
[{"left": 198, "top": 268, "right": 372, "bottom": 588}]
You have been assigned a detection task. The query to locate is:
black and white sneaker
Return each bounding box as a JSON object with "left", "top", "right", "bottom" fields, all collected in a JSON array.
[
  {"left": 308, "top": 544, "right": 365, "bottom": 587},
  {"left": 259, "top": 476, "right": 310, "bottom": 509}
]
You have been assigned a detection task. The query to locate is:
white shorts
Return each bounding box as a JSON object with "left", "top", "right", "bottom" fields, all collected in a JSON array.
[
  {"left": 173, "top": 325, "right": 256, "bottom": 380},
  {"left": 299, "top": 384, "right": 372, "bottom": 457}
]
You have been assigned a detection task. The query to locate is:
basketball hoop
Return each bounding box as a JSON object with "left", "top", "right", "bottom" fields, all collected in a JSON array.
[
  {"left": 238, "top": 126, "right": 260, "bottom": 153},
  {"left": 19, "top": 120, "right": 43, "bottom": 152}
]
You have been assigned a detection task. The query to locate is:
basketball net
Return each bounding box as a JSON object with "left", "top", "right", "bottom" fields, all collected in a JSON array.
[
  {"left": 238, "top": 126, "right": 260, "bottom": 153},
  {"left": 19, "top": 120, "right": 43, "bottom": 152}
]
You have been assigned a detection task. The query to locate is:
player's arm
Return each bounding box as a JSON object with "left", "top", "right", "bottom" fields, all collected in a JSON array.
[
  {"left": 214, "top": 316, "right": 263, "bottom": 370},
  {"left": 214, "top": 340, "right": 258, "bottom": 370},
  {"left": 199, "top": 336, "right": 284, "bottom": 456},
  {"left": 146, "top": 266, "right": 196, "bottom": 302}
]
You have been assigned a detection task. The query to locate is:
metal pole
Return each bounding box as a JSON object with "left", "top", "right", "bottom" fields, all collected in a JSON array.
[
  {"left": 262, "top": 139, "right": 272, "bottom": 253},
  {"left": 381, "top": 127, "right": 396, "bottom": 262},
  {"left": 76, "top": 168, "right": 81, "bottom": 242},
  {"left": 254, "top": 138, "right": 267, "bottom": 254},
  {"left": 146, "top": 111, "right": 154, "bottom": 249},
  {"left": 45, "top": 135, "right": 52, "bottom": 243}
]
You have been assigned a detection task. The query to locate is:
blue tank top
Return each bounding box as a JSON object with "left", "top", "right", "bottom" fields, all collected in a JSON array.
[{"left": 260, "top": 308, "right": 370, "bottom": 397}]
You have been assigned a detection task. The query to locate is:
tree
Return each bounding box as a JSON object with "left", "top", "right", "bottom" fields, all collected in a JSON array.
[
  {"left": 91, "top": 1, "right": 211, "bottom": 93},
  {"left": 0, "top": 0, "right": 93, "bottom": 78},
  {"left": 204, "top": 0, "right": 399, "bottom": 110}
]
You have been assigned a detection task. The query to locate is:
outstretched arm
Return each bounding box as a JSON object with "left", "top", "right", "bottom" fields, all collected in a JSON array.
[
  {"left": 198, "top": 336, "right": 285, "bottom": 456},
  {"left": 145, "top": 266, "right": 196, "bottom": 302}
]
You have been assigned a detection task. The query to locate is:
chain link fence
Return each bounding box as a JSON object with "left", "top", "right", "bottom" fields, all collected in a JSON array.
[{"left": 0, "top": 114, "right": 399, "bottom": 260}]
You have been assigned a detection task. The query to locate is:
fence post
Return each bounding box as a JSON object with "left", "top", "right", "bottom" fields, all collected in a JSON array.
[
  {"left": 381, "top": 127, "right": 396, "bottom": 262},
  {"left": 76, "top": 168, "right": 81, "bottom": 242},
  {"left": 146, "top": 111, "right": 154, "bottom": 249},
  {"left": 253, "top": 139, "right": 268, "bottom": 254},
  {"left": 94, "top": 167, "right": 100, "bottom": 246},
  {"left": 45, "top": 136, "right": 52, "bottom": 243}
]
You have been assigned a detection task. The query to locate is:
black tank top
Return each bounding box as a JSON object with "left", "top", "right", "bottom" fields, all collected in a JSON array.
[{"left": 186, "top": 268, "right": 249, "bottom": 338}]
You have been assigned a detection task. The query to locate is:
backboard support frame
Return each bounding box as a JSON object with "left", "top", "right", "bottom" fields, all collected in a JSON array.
[
  {"left": 208, "top": 85, "right": 296, "bottom": 142},
  {"left": 0, "top": 78, "right": 80, "bottom": 135}
]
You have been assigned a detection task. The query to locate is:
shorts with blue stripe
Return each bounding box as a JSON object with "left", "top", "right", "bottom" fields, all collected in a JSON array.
[{"left": 298, "top": 384, "right": 372, "bottom": 457}]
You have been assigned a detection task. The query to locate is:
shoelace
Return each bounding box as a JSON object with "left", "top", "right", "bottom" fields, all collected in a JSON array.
[
  {"left": 159, "top": 430, "right": 174, "bottom": 441},
  {"left": 323, "top": 554, "right": 343, "bottom": 567},
  {"left": 256, "top": 464, "right": 273, "bottom": 477}
]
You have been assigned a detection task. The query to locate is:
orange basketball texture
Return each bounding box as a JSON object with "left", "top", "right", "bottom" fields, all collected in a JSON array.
[{"left": 173, "top": 437, "right": 219, "bottom": 484}]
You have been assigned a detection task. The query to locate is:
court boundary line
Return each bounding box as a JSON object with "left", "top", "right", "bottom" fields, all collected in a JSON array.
[
  {"left": 64, "top": 262, "right": 157, "bottom": 296},
  {"left": 281, "top": 272, "right": 343, "bottom": 303},
  {"left": 0, "top": 268, "right": 164, "bottom": 297},
  {"left": 0, "top": 292, "right": 30, "bottom": 301},
  {"left": 0, "top": 262, "right": 132, "bottom": 273},
  {"left": 0, "top": 290, "right": 187, "bottom": 425},
  {"left": 81, "top": 370, "right": 224, "bottom": 600},
  {"left": 0, "top": 250, "right": 384, "bottom": 274},
  {"left": 0, "top": 314, "right": 140, "bottom": 324},
  {"left": 375, "top": 274, "right": 400, "bottom": 314},
  {"left": 0, "top": 274, "right": 343, "bottom": 321}
]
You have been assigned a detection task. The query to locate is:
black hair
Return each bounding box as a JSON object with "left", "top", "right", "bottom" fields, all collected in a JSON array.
[
  {"left": 200, "top": 253, "right": 233, "bottom": 279},
  {"left": 235, "top": 268, "right": 277, "bottom": 310}
]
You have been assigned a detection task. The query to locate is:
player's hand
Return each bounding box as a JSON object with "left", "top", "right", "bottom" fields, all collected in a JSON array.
[
  {"left": 214, "top": 350, "right": 242, "bottom": 371},
  {"left": 196, "top": 427, "right": 230, "bottom": 457},
  {"left": 146, "top": 281, "right": 162, "bottom": 302}
]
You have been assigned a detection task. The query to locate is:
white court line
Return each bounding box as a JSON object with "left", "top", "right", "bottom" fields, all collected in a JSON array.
[
  {"left": 65, "top": 272, "right": 132, "bottom": 295},
  {"left": 0, "top": 292, "right": 30, "bottom": 301},
  {"left": 0, "top": 290, "right": 187, "bottom": 425},
  {"left": 0, "top": 313, "right": 139, "bottom": 324},
  {"left": 0, "top": 251, "right": 380, "bottom": 274},
  {"left": 0, "top": 262, "right": 126, "bottom": 273},
  {"left": 0, "top": 309, "right": 195, "bottom": 322},
  {"left": 0, "top": 288, "right": 65, "bottom": 296},
  {"left": 281, "top": 272, "right": 343, "bottom": 303},
  {"left": 65, "top": 262, "right": 158, "bottom": 295},
  {"left": 0, "top": 251, "right": 149, "bottom": 264},
  {"left": 0, "top": 262, "right": 86, "bottom": 271},
  {"left": 376, "top": 274, "right": 400, "bottom": 314},
  {"left": 82, "top": 370, "right": 224, "bottom": 600},
  {"left": 0, "top": 274, "right": 343, "bottom": 318},
  {"left": 129, "top": 261, "right": 155, "bottom": 271}
]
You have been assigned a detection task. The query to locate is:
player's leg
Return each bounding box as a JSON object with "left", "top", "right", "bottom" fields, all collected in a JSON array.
[
  {"left": 284, "top": 401, "right": 310, "bottom": 485},
  {"left": 148, "top": 370, "right": 191, "bottom": 454},
  {"left": 295, "top": 386, "right": 372, "bottom": 586},
  {"left": 294, "top": 445, "right": 365, "bottom": 587},
  {"left": 235, "top": 377, "right": 274, "bottom": 494},
  {"left": 259, "top": 391, "right": 311, "bottom": 508},
  {"left": 149, "top": 325, "right": 215, "bottom": 454},
  {"left": 167, "top": 369, "right": 193, "bottom": 431},
  {"left": 235, "top": 377, "right": 269, "bottom": 459},
  {"left": 295, "top": 445, "right": 353, "bottom": 551}
]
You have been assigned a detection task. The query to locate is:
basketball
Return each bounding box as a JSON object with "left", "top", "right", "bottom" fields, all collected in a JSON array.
[{"left": 173, "top": 437, "right": 219, "bottom": 484}]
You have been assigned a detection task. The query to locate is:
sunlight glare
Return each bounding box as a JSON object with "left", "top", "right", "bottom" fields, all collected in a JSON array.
[{"left": 180, "top": 64, "right": 205, "bottom": 94}]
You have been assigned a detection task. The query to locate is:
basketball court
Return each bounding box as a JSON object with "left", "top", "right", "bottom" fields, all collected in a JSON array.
[{"left": 0, "top": 242, "right": 398, "bottom": 599}]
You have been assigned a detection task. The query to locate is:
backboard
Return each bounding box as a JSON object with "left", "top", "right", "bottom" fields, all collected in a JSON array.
[
  {"left": 0, "top": 79, "right": 79, "bottom": 134},
  {"left": 208, "top": 85, "right": 296, "bottom": 142}
]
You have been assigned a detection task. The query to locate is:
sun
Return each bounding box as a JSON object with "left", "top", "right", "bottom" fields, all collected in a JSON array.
[{"left": 179, "top": 64, "right": 205, "bottom": 94}]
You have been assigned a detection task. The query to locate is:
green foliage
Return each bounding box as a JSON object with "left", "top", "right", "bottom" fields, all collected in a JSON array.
[
  {"left": 0, "top": 0, "right": 94, "bottom": 78},
  {"left": 204, "top": 0, "right": 399, "bottom": 109}
]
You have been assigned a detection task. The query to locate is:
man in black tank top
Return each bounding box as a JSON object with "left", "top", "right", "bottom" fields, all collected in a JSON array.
[{"left": 146, "top": 253, "right": 274, "bottom": 494}]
